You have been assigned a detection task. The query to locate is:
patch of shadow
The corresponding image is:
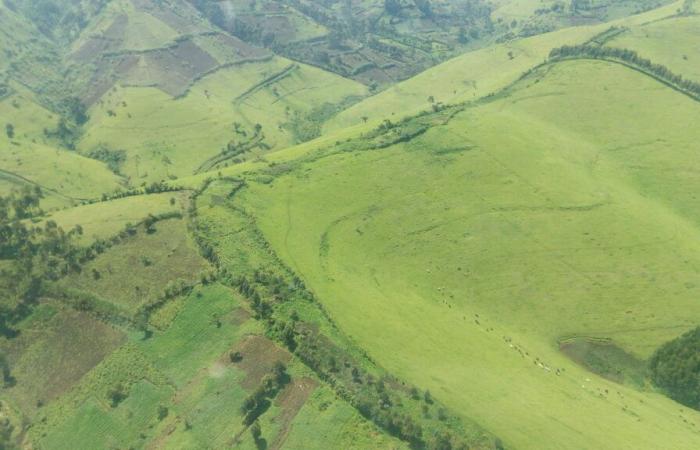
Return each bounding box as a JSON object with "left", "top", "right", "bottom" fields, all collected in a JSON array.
[{"left": 559, "top": 336, "right": 648, "bottom": 388}]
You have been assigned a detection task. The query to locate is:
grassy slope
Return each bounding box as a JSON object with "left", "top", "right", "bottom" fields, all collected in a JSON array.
[
  {"left": 237, "top": 59, "right": 700, "bottom": 449},
  {"left": 69, "top": 0, "right": 182, "bottom": 53},
  {"left": 0, "top": 89, "right": 123, "bottom": 208},
  {"left": 608, "top": 14, "right": 700, "bottom": 82},
  {"left": 62, "top": 218, "right": 209, "bottom": 313},
  {"left": 39, "top": 192, "right": 184, "bottom": 244},
  {"left": 79, "top": 58, "right": 368, "bottom": 183},
  {"left": 325, "top": 0, "right": 683, "bottom": 132}
]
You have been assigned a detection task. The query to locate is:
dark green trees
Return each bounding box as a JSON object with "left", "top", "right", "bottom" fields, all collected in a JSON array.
[
  {"left": 650, "top": 326, "right": 700, "bottom": 410},
  {"left": 549, "top": 43, "right": 700, "bottom": 99}
]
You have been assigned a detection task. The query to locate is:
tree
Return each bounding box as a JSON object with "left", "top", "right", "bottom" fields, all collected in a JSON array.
[
  {"left": 5, "top": 124, "right": 14, "bottom": 139},
  {"left": 250, "top": 420, "right": 262, "bottom": 443},
  {"left": 230, "top": 351, "right": 243, "bottom": 363},
  {"left": 62, "top": 97, "right": 89, "bottom": 126},
  {"left": 424, "top": 389, "right": 433, "bottom": 404},
  {"left": 0, "top": 412, "right": 16, "bottom": 450},
  {"left": 108, "top": 383, "right": 127, "bottom": 407},
  {"left": 0, "top": 352, "right": 15, "bottom": 388},
  {"left": 571, "top": 0, "right": 592, "bottom": 12},
  {"left": 650, "top": 326, "right": 700, "bottom": 410}
]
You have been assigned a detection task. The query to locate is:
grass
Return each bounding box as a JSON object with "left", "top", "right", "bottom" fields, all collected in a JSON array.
[
  {"left": 0, "top": 304, "right": 126, "bottom": 418},
  {"left": 235, "top": 57, "right": 700, "bottom": 449},
  {"left": 24, "top": 280, "right": 402, "bottom": 449},
  {"left": 608, "top": 14, "right": 700, "bottom": 83},
  {"left": 281, "top": 385, "right": 408, "bottom": 450},
  {"left": 325, "top": 0, "right": 684, "bottom": 132},
  {"left": 61, "top": 218, "right": 209, "bottom": 314},
  {"left": 4, "top": 1, "right": 699, "bottom": 448},
  {"left": 78, "top": 57, "right": 368, "bottom": 183},
  {"left": 137, "top": 283, "right": 260, "bottom": 386},
  {"left": 29, "top": 342, "right": 171, "bottom": 443},
  {"left": 0, "top": 90, "right": 123, "bottom": 207},
  {"left": 38, "top": 191, "right": 184, "bottom": 245},
  {"left": 68, "top": 0, "right": 205, "bottom": 55},
  {"left": 39, "top": 381, "right": 173, "bottom": 450},
  {"left": 559, "top": 337, "right": 648, "bottom": 387}
]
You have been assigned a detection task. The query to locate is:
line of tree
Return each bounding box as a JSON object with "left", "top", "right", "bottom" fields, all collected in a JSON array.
[
  {"left": 92, "top": 181, "right": 182, "bottom": 204},
  {"left": 189, "top": 179, "right": 499, "bottom": 450},
  {"left": 549, "top": 44, "right": 700, "bottom": 100}
]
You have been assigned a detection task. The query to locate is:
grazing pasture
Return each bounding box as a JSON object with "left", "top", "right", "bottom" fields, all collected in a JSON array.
[{"left": 236, "top": 58, "right": 700, "bottom": 449}]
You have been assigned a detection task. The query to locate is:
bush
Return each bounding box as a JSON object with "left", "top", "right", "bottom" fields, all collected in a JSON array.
[
  {"left": 157, "top": 405, "right": 169, "bottom": 421},
  {"left": 108, "top": 383, "right": 127, "bottom": 407}
]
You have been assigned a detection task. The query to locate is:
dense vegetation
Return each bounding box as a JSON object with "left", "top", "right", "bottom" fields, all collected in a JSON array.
[
  {"left": 650, "top": 327, "right": 700, "bottom": 410},
  {"left": 0, "top": 188, "right": 83, "bottom": 335},
  {"left": 549, "top": 41, "right": 700, "bottom": 99}
]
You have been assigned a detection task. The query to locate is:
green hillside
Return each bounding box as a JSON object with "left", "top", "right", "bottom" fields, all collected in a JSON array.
[
  {"left": 78, "top": 58, "right": 367, "bottom": 183},
  {"left": 327, "top": 0, "right": 685, "bottom": 130},
  {"left": 3, "top": 0, "right": 700, "bottom": 449},
  {"left": 606, "top": 11, "right": 700, "bottom": 82},
  {"left": 229, "top": 57, "right": 700, "bottom": 449}
]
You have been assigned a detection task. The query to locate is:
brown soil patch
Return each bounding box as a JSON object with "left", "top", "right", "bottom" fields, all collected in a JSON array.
[
  {"left": 234, "top": 335, "right": 292, "bottom": 390},
  {"left": 139, "top": 39, "right": 218, "bottom": 96},
  {"left": 268, "top": 377, "right": 318, "bottom": 450},
  {"left": 83, "top": 54, "right": 138, "bottom": 105},
  {"left": 72, "top": 15, "right": 127, "bottom": 63}
]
